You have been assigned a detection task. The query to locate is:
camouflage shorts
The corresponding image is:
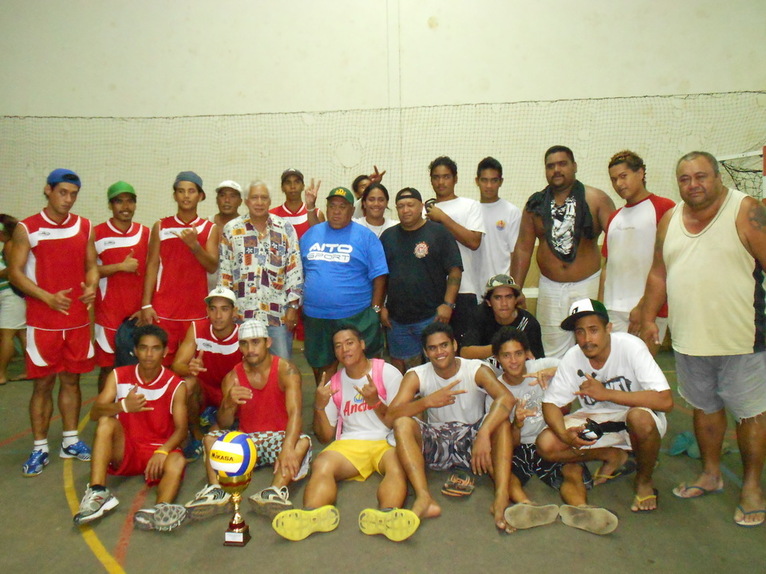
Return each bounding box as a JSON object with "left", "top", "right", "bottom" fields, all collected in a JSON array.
[{"left": 418, "top": 419, "right": 481, "bottom": 472}]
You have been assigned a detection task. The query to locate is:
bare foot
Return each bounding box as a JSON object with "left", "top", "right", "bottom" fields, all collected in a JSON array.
[
  {"left": 593, "top": 450, "right": 629, "bottom": 486},
  {"left": 491, "top": 496, "right": 513, "bottom": 533},
  {"left": 412, "top": 495, "right": 441, "bottom": 520}
]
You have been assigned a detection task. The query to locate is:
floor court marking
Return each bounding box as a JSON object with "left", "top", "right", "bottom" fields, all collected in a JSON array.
[
  {"left": 0, "top": 396, "right": 96, "bottom": 448},
  {"left": 113, "top": 485, "right": 149, "bottom": 565}
]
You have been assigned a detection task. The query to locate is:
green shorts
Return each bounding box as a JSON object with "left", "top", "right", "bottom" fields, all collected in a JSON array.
[{"left": 303, "top": 307, "right": 383, "bottom": 368}]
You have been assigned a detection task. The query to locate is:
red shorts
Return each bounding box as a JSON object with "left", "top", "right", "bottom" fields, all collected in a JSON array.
[
  {"left": 108, "top": 438, "right": 183, "bottom": 486},
  {"left": 155, "top": 317, "right": 194, "bottom": 367},
  {"left": 26, "top": 325, "right": 95, "bottom": 378},
  {"left": 94, "top": 324, "right": 118, "bottom": 368}
]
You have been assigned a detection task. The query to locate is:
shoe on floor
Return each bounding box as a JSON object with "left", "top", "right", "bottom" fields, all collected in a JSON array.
[
  {"left": 441, "top": 470, "right": 475, "bottom": 497},
  {"left": 134, "top": 503, "right": 188, "bottom": 532},
  {"left": 249, "top": 486, "right": 292, "bottom": 518},
  {"left": 22, "top": 449, "right": 50, "bottom": 477},
  {"left": 358, "top": 508, "right": 420, "bottom": 542},
  {"left": 184, "top": 484, "right": 231, "bottom": 520},
  {"left": 559, "top": 504, "right": 618, "bottom": 535},
  {"left": 74, "top": 485, "right": 119, "bottom": 526},
  {"left": 60, "top": 440, "right": 92, "bottom": 461},
  {"left": 503, "top": 503, "right": 559, "bottom": 530},
  {"left": 272, "top": 506, "right": 339, "bottom": 541}
]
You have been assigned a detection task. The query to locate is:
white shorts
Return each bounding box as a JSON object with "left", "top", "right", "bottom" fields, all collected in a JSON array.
[
  {"left": 564, "top": 408, "right": 666, "bottom": 451},
  {"left": 536, "top": 271, "right": 600, "bottom": 359},
  {"left": 609, "top": 310, "right": 668, "bottom": 344},
  {"left": 0, "top": 288, "right": 26, "bottom": 330}
]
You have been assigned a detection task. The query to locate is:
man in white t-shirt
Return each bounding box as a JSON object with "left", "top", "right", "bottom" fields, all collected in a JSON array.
[
  {"left": 536, "top": 299, "right": 672, "bottom": 531},
  {"left": 425, "top": 156, "right": 486, "bottom": 344},
  {"left": 474, "top": 157, "right": 521, "bottom": 285},
  {"left": 387, "top": 322, "right": 514, "bottom": 532},
  {"left": 272, "top": 325, "right": 419, "bottom": 542}
]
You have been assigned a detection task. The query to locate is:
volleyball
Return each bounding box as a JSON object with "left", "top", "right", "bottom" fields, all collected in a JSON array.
[{"left": 209, "top": 432, "right": 257, "bottom": 478}]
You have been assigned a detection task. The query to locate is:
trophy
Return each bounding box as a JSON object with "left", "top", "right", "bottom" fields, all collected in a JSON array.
[
  {"left": 219, "top": 472, "right": 252, "bottom": 546},
  {"left": 209, "top": 432, "right": 258, "bottom": 547}
]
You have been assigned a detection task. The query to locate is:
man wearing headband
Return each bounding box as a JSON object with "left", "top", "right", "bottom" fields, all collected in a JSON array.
[
  {"left": 10, "top": 169, "right": 97, "bottom": 477},
  {"left": 184, "top": 320, "right": 311, "bottom": 520}
]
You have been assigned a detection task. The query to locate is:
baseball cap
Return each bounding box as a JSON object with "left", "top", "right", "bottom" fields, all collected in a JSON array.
[
  {"left": 174, "top": 171, "right": 204, "bottom": 192},
  {"left": 47, "top": 169, "right": 81, "bottom": 188},
  {"left": 239, "top": 319, "right": 269, "bottom": 341},
  {"left": 281, "top": 168, "right": 304, "bottom": 183},
  {"left": 484, "top": 274, "right": 521, "bottom": 298},
  {"left": 326, "top": 187, "right": 354, "bottom": 204},
  {"left": 204, "top": 287, "right": 237, "bottom": 306},
  {"left": 395, "top": 187, "right": 423, "bottom": 203},
  {"left": 215, "top": 180, "right": 242, "bottom": 195},
  {"left": 560, "top": 298, "right": 610, "bottom": 331},
  {"left": 107, "top": 181, "right": 136, "bottom": 201}
]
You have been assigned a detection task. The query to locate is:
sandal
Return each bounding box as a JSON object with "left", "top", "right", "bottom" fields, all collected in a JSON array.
[{"left": 441, "top": 471, "right": 475, "bottom": 497}]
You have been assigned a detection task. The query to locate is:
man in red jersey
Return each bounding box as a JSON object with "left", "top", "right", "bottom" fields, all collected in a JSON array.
[
  {"left": 9, "top": 169, "right": 98, "bottom": 477},
  {"left": 184, "top": 320, "right": 311, "bottom": 520},
  {"left": 270, "top": 168, "right": 325, "bottom": 238},
  {"left": 73, "top": 324, "right": 189, "bottom": 531},
  {"left": 172, "top": 287, "right": 241, "bottom": 461},
  {"left": 94, "top": 181, "right": 150, "bottom": 390},
  {"left": 140, "top": 171, "right": 219, "bottom": 366}
]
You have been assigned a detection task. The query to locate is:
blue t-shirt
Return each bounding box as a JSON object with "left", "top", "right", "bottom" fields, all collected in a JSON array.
[{"left": 300, "top": 221, "right": 388, "bottom": 319}]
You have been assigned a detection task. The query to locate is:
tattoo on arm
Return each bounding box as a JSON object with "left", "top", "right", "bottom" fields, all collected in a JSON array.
[{"left": 749, "top": 203, "right": 766, "bottom": 232}]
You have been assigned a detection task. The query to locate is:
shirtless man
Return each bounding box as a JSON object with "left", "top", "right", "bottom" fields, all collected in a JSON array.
[{"left": 511, "top": 146, "right": 614, "bottom": 358}]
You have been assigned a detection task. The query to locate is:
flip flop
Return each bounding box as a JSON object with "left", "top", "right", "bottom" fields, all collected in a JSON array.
[
  {"left": 672, "top": 481, "right": 724, "bottom": 499},
  {"left": 559, "top": 505, "right": 619, "bottom": 536},
  {"left": 631, "top": 489, "right": 659, "bottom": 512},
  {"left": 593, "top": 458, "right": 637, "bottom": 485},
  {"left": 441, "top": 471, "right": 475, "bottom": 497},
  {"left": 503, "top": 503, "right": 559, "bottom": 530},
  {"left": 734, "top": 505, "right": 766, "bottom": 527}
]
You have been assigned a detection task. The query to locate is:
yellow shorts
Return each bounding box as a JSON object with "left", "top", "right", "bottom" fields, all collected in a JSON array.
[{"left": 322, "top": 439, "right": 392, "bottom": 481}]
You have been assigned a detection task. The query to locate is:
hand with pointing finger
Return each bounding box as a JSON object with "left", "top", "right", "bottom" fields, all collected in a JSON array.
[
  {"left": 425, "top": 380, "right": 466, "bottom": 409},
  {"left": 574, "top": 372, "right": 608, "bottom": 402},
  {"left": 188, "top": 350, "right": 207, "bottom": 376},
  {"left": 353, "top": 373, "right": 380, "bottom": 408},
  {"left": 305, "top": 179, "right": 322, "bottom": 211},
  {"left": 314, "top": 372, "right": 337, "bottom": 411}
]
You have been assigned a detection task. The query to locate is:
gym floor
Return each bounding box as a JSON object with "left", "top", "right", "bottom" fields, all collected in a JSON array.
[{"left": 0, "top": 349, "right": 762, "bottom": 574}]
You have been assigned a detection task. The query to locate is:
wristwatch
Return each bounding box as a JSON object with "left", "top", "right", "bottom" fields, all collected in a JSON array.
[
  {"left": 372, "top": 305, "right": 381, "bottom": 314},
  {"left": 443, "top": 301, "right": 456, "bottom": 309}
]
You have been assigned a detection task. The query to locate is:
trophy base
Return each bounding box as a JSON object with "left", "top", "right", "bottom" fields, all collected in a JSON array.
[{"left": 223, "top": 524, "right": 251, "bottom": 547}]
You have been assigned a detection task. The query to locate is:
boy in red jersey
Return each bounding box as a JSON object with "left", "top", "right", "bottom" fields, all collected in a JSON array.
[
  {"left": 184, "top": 320, "right": 311, "bottom": 520},
  {"left": 94, "top": 181, "right": 150, "bottom": 390},
  {"left": 73, "top": 324, "right": 189, "bottom": 531},
  {"left": 9, "top": 169, "right": 98, "bottom": 477},
  {"left": 140, "top": 171, "right": 219, "bottom": 366}
]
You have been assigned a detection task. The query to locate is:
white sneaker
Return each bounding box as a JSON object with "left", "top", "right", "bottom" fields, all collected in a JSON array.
[
  {"left": 73, "top": 485, "right": 119, "bottom": 526},
  {"left": 134, "top": 503, "right": 188, "bottom": 532},
  {"left": 249, "top": 486, "right": 292, "bottom": 518},
  {"left": 184, "top": 484, "right": 232, "bottom": 521}
]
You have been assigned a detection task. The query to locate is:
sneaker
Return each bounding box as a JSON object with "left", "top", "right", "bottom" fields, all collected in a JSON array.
[
  {"left": 249, "top": 486, "right": 292, "bottom": 518},
  {"left": 272, "top": 506, "right": 340, "bottom": 541},
  {"left": 183, "top": 439, "right": 204, "bottom": 463},
  {"left": 199, "top": 406, "right": 217, "bottom": 431},
  {"left": 184, "top": 484, "right": 232, "bottom": 521},
  {"left": 134, "top": 503, "right": 188, "bottom": 532},
  {"left": 73, "top": 486, "right": 119, "bottom": 526},
  {"left": 358, "top": 508, "right": 420, "bottom": 542},
  {"left": 22, "top": 450, "right": 50, "bottom": 477},
  {"left": 60, "top": 440, "right": 92, "bottom": 461}
]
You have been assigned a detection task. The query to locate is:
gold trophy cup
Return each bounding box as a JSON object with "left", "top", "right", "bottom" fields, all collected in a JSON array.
[{"left": 219, "top": 472, "right": 252, "bottom": 546}]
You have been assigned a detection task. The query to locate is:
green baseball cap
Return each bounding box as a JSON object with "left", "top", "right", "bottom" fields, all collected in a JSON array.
[
  {"left": 107, "top": 181, "right": 136, "bottom": 201},
  {"left": 326, "top": 186, "right": 354, "bottom": 204},
  {"left": 560, "top": 298, "right": 610, "bottom": 331}
]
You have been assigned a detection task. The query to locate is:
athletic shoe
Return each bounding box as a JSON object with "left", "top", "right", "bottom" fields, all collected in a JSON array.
[
  {"left": 249, "top": 486, "right": 292, "bottom": 518},
  {"left": 183, "top": 439, "right": 204, "bottom": 463},
  {"left": 358, "top": 508, "right": 420, "bottom": 542},
  {"left": 22, "top": 449, "right": 49, "bottom": 477},
  {"left": 184, "top": 484, "right": 232, "bottom": 521},
  {"left": 73, "top": 486, "right": 119, "bottom": 526},
  {"left": 272, "top": 506, "right": 340, "bottom": 541},
  {"left": 60, "top": 440, "right": 92, "bottom": 461},
  {"left": 559, "top": 504, "right": 619, "bottom": 535},
  {"left": 134, "top": 503, "right": 188, "bottom": 532},
  {"left": 199, "top": 406, "right": 217, "bottom": 431}
]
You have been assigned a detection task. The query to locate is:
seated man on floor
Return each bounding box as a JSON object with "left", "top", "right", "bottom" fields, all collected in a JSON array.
[
  {"left": 172, "top": 287, "right": 241, "bottom": 462},
  {"left": 536, "top": 299, "right": 673, "bottom": 533},
  {"left": 73, "top": 325, "right": 188, "bottom": 532},
  {"left": 184, "top": 320, "right": 311, "bottom": 520},
  {"left": 272, "top": 325, "right": 419, "bottom": 542},
  {"left": 461, "top": 274, "right": 545, "bottom": 364},
  {"left": 387, "top": 322, "right": 514, "bottom": 532},
  {"left": 489, "top": 327, "right": 594, "bottom": 531}
]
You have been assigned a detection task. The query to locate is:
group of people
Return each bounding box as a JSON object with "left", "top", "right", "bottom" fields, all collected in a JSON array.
[{"left": 3, "top": 145, "right": 764, "bottom": 537}]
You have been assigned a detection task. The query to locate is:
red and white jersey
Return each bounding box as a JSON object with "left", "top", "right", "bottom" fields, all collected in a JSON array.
[
  {"left": 20, "top": 210, "right": 92, "bottom": 329},
  {"left": 270, "top": 203, "right": 310, "bottom": 238},
  {"left": 152, "top": 215, "right": 214, "bottom": 321},
  {"left": 192, "top": 319, "right": 240, "bottom": 407},
  {"left": 114, "top": 364, "right": 185, "bottom": 447},
  {"left": 602, "top": 194, "right": 675, "bottom": 317},
  {"left": 94, "top": 220, "right": 150, "bottom": 329}
]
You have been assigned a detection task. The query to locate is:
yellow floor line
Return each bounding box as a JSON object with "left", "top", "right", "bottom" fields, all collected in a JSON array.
[{"left": 63, "top": 415, "right": 126, "bottom": 574}]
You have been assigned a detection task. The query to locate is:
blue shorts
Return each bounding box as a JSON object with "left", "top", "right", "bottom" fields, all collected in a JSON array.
[
  {"left": 388, "top": 316, "right": 435, "bottom": 360},
  {"left": 267, "top": 325, "right": 293, "bottom": 360}
]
